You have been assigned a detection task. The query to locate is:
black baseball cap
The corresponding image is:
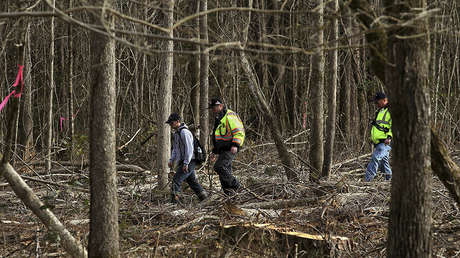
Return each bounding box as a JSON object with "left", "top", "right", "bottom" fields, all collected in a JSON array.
[
  {"left": 208, "top": 98, "right": 223, "bottom": 109},
  {"left": 165, "top": 113, "right": 180, "bottom": 124},
  {"left": 373, "top": 92, "right": 386, "bottom": 101}
]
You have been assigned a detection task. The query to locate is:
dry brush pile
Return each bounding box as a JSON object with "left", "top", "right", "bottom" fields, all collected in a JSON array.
[{"left": 0, "top": 149, "right": 459, "bottom": 257}]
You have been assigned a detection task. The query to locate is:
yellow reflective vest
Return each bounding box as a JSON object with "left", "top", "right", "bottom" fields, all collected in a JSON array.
[
  {"left": 370, "top": 106, "right": 393, "bottom": 144},
  {"left": 213, "top": 109, "right": 245, "bottom": 153}
]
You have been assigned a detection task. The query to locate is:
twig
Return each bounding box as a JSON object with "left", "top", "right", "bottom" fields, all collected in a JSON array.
[
  {"left": 21, "top": 175, "right": 89, "bottom": 193},
  {"left": 118, "top": 128, "right": 142, "bottom": 151}
]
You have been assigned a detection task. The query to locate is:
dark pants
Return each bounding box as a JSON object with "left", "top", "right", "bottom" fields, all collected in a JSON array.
[
  {"left": 214, "top": 151, "right": 240, "bottom": 195},
  {"left": 172, "top": 161, "right": 204, "bottom": 196}
]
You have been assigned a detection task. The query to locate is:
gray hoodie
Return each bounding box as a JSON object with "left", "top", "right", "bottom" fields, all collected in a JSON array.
[{"left": 169, "top": 123, "right": 194, "bottom": 165}]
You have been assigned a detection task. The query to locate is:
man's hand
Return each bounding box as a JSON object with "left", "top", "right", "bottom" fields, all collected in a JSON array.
[
  {"left": 168, "top": 161, "right": 173, "bottom": 168},
  {"left": 384, "top": 138, "right": 391, "bottom": 145},
  {"left": 210, "top": 153, "right": 216, "bottom": 162},
  {"left": 182, "top": 164, "right": 189, "bottom": 172},
  {"left": 230, "top": 146, "right": 238, "bottom": 154}
]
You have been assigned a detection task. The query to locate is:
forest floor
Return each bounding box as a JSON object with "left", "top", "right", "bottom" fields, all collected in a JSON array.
[{"left": 0, "top": 147, "right": 459, "bottom": 257}]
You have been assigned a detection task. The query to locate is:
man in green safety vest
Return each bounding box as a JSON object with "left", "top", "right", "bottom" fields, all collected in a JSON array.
[
  {"left": 208, "top": 98, "right": 245, "bottom": 195},
  {"left": 366, "top": 92, "right": 393, "bottom": 181}
]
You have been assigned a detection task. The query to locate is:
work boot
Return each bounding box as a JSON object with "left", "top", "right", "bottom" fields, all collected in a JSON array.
[{"left": 197, "top": 191, "right": 208, "bottom": 202}]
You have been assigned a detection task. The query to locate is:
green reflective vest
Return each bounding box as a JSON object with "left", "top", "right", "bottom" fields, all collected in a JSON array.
[
  {"left": 371, "top": 107, "right": 393, "bottom": 144},
  {"left": 214, "top": 109, "right": 245, "bottom": 147}
]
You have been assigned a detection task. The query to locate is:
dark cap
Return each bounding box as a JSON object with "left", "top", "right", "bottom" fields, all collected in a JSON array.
[
  {"left": 373, "top": 92, "right": 386, "bottom": 101},
  {"left": 165, "top": 113, "right": 180, "bottom": 124},
  {"left": 208, "top": 98, "right": 223, "bottom": 109}
]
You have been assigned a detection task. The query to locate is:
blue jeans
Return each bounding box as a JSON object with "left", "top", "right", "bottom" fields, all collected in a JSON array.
[
  {"left": 171, "top": 161, "right": 204, "bottom": 196},
  {"left": 365, "top": 143, "right": 392, "bottom": 181}
]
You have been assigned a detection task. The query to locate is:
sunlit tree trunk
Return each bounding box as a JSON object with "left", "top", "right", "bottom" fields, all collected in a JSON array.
[
  {"left": 46, "top": 0, "right": 56, "bottom": 172},
  {"left": 156, "top": 0, "right": 175, "bottom": 189},
  {"left": 88, "top": 1, "right": 120, "bottom": 256},
  {"left": 199, "top": 0, "right": 209, "bottom": 146},
  {"left": 190, "top": 0, "right": 200, "bottom": 127}
]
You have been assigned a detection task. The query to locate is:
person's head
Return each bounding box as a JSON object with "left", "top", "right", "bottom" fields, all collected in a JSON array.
[
  {"left": 208, "top": 98, "right": 224, "bottom": 114},
  {"left": 373, "top": 92, "right": 388, "bottom": 108},
  {"left": 165, "top": 113, "right": 181, "bottom": 129}
]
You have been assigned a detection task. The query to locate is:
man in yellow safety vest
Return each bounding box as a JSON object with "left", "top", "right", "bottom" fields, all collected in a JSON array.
[
  {"left": 366, "top": 92, "right": 393, "bottom": 181},
  {"left": 208, "top": 98, "right": 245, "bottom": 195}
]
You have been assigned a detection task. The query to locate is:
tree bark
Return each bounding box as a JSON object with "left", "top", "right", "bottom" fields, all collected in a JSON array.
[
  {"left": 156, "top": 0, "right": 175, "bottom": 189},
  {"left": 87, "top": 0, "right": 120, "bottom": 256}
]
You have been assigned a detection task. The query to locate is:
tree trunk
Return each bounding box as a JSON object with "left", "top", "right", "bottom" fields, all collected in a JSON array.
[
  {"left": 19, "top": 22, "right": 33, "bottom": 161},
  {"left": 239, "top": 47, "right": 296, "bottom": 180},
  {"left": 156, "top": 0, "right": 175, "bottom": 189},
  {"left": 46, "top": 0, "right": 56, "bottom": 172},
  {"left": 322, "top": 0, "right": 339, "bottom": 178},
  {"left": 190, "top": 0, "right": 200, "bottom": 127},
  {"left": 309, "top": 0, "right": 325, "bottom": 181},
  {"left": 349, "top": 1, "right": 432, "bottom": 255},
  {"left": 88, "top": 1, "right": 120, "bottom": 256},
  {"left": 385, "top": 1, "right": 432, "bottom": 256},
  {"left": 199, "top": 0, "right": 210, "bottom": 147},
  {"left": 68, "top": 0, "right": 75, "bottom": 161}
]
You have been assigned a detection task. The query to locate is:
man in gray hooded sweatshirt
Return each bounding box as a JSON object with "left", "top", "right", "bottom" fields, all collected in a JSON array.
[{"left": 166, "top": 113, "right": 207, "bottom": 203}]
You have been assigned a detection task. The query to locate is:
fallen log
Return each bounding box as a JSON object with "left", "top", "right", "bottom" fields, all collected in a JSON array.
[
  {"left": 221, "top": 223, "right": 351, "bottom": 257},
  {"left": 0, "top": 162, "right": 87, "bottom": 258}
]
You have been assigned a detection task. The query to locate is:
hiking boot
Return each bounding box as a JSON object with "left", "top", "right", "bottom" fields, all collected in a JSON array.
[{"left": 197, "top": 191, "right": 208, "bottom": 201}]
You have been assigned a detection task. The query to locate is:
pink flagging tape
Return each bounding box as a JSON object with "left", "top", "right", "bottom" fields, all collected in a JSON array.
[
  {"left": 13, "top": 65, "right": 24, "bottom": 97},
  {"left": 0, "top": 91, "right": 15, "bottom": 112},
  {"left": 0, "top": 65, "right": 25, "bottom": 112}
]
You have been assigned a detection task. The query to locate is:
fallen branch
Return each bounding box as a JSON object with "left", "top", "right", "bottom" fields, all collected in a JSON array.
[
  {"left": 21, "top": 175, "right": 89, "bottom": 193},
  {"left": 0, "top": 162, "right": 87, "bottom": 257},
  {"left": 163, "top": 215, "right": 219, "bottom": 236}
]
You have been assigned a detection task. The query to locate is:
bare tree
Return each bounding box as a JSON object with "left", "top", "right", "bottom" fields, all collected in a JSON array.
[
  {"left": 199, "top": 0, "right": 210, "bottom": 147},
  {"left": 309, "top": 0, "right": 325, "bottom": 181},
  {"left": 87, "top": 1, "right": 120, "bottom": 256},
  {"left": 156, "top": 0, "right": 175, "bottom": 190},
  {"left": 45, "top": 0, "right": 56, "bottom": 172},
  {"left": 322, "top": 0, "right": 339, "bottom": 178},
  {"left": 350, "top": 0, "right": 432, "bottom": 256},
  {"left": 18, "top": 22, "right": 33, "bottom": 161}
]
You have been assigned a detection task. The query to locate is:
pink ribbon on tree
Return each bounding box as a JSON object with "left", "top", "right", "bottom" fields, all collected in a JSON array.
[
  {"left": 60, "top": 117, "right": 68, "bottom": 132},
  {"left": 0, "top": 65, "right": 24, "bottom": 112}
]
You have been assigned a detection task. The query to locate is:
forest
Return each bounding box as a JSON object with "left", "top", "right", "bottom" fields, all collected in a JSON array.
[{"left": 0, "top": 0, "right": 459, "bottom": 257}]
